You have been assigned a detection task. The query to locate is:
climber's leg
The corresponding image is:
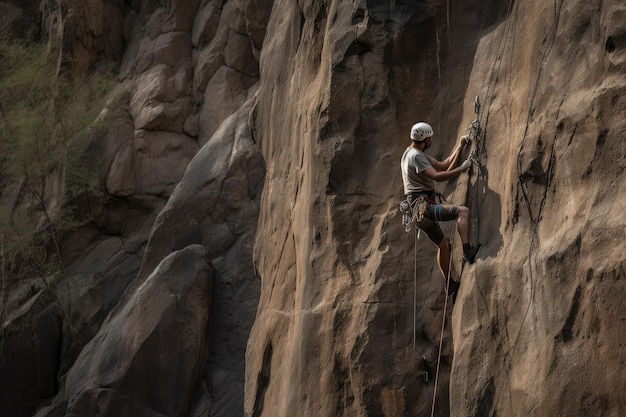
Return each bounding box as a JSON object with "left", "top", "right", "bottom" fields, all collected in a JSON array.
[
  {"left": 456, "top": 206, "right": 470, "bottom": 244},
  {"left": 436, "top": 237, "right": 451, "bottom": 281},
  {"left": 456, "top": 205, "right": 481, "bottom": 263}
]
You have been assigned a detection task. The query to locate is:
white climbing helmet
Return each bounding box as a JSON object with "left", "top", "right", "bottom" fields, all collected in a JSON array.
[{"left": 410, "top": 122, "right": 433, "bottom": 142}]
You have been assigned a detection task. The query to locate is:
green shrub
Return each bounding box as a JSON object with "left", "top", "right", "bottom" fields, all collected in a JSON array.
[{"left": 0, "top": 36, "right": 114, "bottom": 283}]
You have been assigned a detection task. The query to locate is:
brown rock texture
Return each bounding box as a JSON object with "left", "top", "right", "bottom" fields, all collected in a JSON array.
[
  {"left": 0, "top": 0, "right": 625, "bottom": 417},
  {"left": 449, "top": 1, "right": 626, "bottom": 416},
  {"left": 245, "top": 0, "right": 626, "bottom": 416}
]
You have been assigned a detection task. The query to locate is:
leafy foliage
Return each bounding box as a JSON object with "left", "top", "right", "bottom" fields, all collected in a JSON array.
[{"left": 0, "top": 36, "right": 114, "bottom": 283}]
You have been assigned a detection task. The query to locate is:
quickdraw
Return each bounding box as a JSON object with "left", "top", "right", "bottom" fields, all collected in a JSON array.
[
  {"left": 467, "top": 96, "right": 482, "bottom": 174},
  {"left": 400, "top": 200, "right": 413, "bottom": 232},
  {"left": 412, "top": 198, "right": 428, "bottom": 224}
]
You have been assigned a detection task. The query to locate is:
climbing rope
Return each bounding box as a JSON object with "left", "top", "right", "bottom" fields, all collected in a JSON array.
[
  {"left": 430, "top": 220, "right": 457, "bottom": 417},
  {"left": 465, "top": 96, "right": 483, "bottom": 250},
  {"left": 451, "top": 1, "right": 566, "bottom": 415},
  {"left": 401, "top": 189, "right": 459, "bottom": 415},
  {"left": 485, "top": 2, "right": 564, "bottom": 416},
  {"left": 406, "top": 1, "right": 558, "bottom": 414},
  {"left": 413, "top": 227, "right": 431, "bottom": 384}
]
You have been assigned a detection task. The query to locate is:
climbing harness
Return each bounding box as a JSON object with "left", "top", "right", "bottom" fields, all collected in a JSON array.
[
  {"left": 400, "top": 196, "right": 427, "bottom": 231},
  {"left": 400, "top": 193, "right": 447, "bottom": 233},
  {"left": 400, "top": 197, "right": 427, "bottom": 232}
]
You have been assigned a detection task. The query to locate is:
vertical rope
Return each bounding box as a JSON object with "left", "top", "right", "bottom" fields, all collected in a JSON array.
[
  {"left": 430, "top": 220, "right": 457, "bottom": 417},
  {"left": 413, "top": 229, "right": 418, "bottom": 350}
]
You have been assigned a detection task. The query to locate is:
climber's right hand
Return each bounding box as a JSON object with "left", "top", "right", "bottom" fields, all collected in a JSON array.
[{"left": 460, "top": 159, "right": 472, "bottom": 172}]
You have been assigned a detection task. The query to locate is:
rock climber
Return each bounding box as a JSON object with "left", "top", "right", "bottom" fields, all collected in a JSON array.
[{"left": 401, "top": 121, "right": 480, "bottom": 296}]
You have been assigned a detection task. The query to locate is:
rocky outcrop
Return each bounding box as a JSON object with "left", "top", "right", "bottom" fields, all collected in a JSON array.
[
  {"left": 1, "top": 1, "right": 625, "bottom": 417},
  {"left": 1, "top": 1, "right": 264, "bottom": 417},
  {"left": 62, "top": 244, "right": 212, "bottom": 417}
]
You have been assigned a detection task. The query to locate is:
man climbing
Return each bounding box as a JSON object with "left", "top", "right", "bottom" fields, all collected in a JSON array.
[{"left": 401, "top": 121, "right": 480, "bottom": 296}]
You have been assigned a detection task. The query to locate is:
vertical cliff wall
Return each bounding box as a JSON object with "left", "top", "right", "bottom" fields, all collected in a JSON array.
[
  {"left": 450, "top": 1, "right": 626, "bottom": 416},
  {"left": 246, "top": 0, "right": 626, "bottom": 416}
]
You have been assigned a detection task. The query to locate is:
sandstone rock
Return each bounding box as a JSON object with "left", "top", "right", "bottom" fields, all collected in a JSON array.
[
  {"left": 136, "top": 95, "right": 262, "bottom": 278},
  {"left": 193, "top": 0, "right": 260, "bottom": 144},
  {"left": 449, "top": 1, "right": 626, "bottom": 416},
  {"left": 106, "top": 137, "right": 136, "bottom": 196},
  {"left": 119, "top": 0, "right": 199, "bottom": 79},
  {"left": 193, "top": 31, "right": 227, "bottom": 100},
  {"left": 1, "top": 1, "right": 263, "bottom": 417},
  {"left": 38, "top": 0, "right": 127, "bottom": 75},
  {"left": 191, "top": 1, "right": 221, "bottom": 48},
  {"left": 246, "top": 1, "right": 446, "bottom": 415},
  {"left": 143, "top": 0, "right": 199, "bottom": 34},
  {"left": 199, "top": 66, "right": 255, "bottom": 144},
  {"left": 135, "top": 31, "right": 193, "bottom": 74},
  {"left": 66, "top": 0, "right": 126, "bottom": 74},
  {"left": 106, "top": 126, "right": 199, "bottom": 197}
]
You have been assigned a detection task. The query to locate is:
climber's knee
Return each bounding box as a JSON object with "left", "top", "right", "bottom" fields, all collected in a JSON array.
[{"left": 457, "top": 206, "right": 469, "bottom": 220}]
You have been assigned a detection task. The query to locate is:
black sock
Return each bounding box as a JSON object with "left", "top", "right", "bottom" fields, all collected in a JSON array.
[{"left": 463, "top": 243, "right": 472, "bottom": 253}]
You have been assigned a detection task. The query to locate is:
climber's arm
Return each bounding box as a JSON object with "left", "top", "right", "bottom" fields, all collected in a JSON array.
[
  {"left": 428, "top": 136, "right": 469, "bottom": 171},
  {"left": 422, "top": 158, "right": 471, "bottom": 182}
]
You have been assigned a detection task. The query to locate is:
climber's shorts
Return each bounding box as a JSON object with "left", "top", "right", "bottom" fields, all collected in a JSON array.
[{"left": 407, "top": 194, "right": 459, "bottom": 245}]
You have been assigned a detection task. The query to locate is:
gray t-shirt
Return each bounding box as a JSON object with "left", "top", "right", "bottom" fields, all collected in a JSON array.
[{"left": 401, "top": 147, "right": 434, "bottom": 194}]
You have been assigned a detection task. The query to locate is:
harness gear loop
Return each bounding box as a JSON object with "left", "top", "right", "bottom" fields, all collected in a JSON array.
[
  {"left": 411, "top": 197, "right": 428, "bottom": 223},
  {"left": 400, "top": 200, "right": 413, "bottom": 232},
  {"left": 401, "top": 193, "right": 447, "bottom": 233},
  {"left": 400, "top": 196, "right": 431, "bottom": 231}
]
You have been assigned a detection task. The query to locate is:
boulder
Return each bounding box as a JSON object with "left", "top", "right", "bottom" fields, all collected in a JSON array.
[{"left": 64, "top": 245, "right": 212, "bottom": 417}]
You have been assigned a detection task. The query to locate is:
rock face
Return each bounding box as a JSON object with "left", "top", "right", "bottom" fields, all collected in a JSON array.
[
  {"left": 246, "top": 0, "right": 626, "bottom": 416},
  {"left": 1, "top": 1, "right": 625, "bottom": 417},
  {"left": 449, "top": 2, "right": 626, "bottom": 416}
]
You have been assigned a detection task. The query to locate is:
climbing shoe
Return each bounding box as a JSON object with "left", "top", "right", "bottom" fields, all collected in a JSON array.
[
  {"left": 462, "top": 243, "right": 481, "bottom": 264},
  {"left": 448, "top": 279, "right": 460, "bottom": 304}
]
